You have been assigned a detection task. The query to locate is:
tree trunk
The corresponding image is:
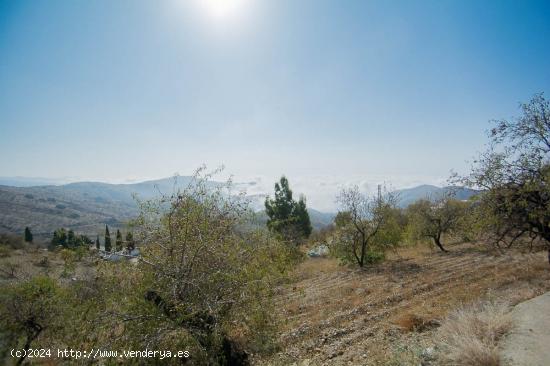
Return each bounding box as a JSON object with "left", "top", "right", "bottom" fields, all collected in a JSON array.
[
  {"left": 538, "top": 232, "right": 550, "bottom": 266},
  {"left": 433, "top": 236, "right": 448, "bottom": 252},
  {"left": 358, "top": 247, "right": 364, "bottom": 267},
  {"left": 17, "top": 329, "right": 41, "bottom": 366},
  {"left": 358, "top": 234, "right": 366, "bottom": 268},
  {"left": 145, "top": 290, "right": 249, "bottom": 365}
]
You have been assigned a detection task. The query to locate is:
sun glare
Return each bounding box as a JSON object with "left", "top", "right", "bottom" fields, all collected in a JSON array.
[{"left": 195, "top": 0, "right": 250, "bottom": 22}]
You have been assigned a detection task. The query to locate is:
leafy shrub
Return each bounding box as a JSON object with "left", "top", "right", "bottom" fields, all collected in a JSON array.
[
  {"left": 72, "top": 246, "right": 89, "bottom": 261},
  {"left": 0, "top": 246, "right": 10, "bottom": 258},
  {"left": 59, "top": 249, "right": 76, "bottom": 277},
  {"left": 0, "top": 277, "right": 66, "bottom": 364},
  {"left": 363, "top": 250, "right": 385, "bottom": 264},
  {"left": 83, "top": 169, "right": 294, "bottom": 363}
]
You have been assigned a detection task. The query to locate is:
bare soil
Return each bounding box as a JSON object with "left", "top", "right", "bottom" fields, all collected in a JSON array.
[{"left": 258, "top": 243, "right": 550, "bottom": 365}]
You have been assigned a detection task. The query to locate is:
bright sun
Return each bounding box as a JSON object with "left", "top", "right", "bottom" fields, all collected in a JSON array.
[{"left": 196, "top": 0, "right": 250, "bottom": 22}]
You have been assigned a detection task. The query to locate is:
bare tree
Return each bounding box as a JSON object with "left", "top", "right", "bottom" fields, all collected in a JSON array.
[{"left": 333, "top": 185, "right": 399, "bottom": 267}]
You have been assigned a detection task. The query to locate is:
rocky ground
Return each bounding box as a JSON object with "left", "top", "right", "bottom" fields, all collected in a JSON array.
[{"left": 257, "top": 243, "right": 550, "bottom": 365}]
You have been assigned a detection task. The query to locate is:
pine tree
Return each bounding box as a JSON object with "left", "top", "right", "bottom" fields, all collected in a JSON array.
[
  {"left": 295, "top": 196, "right": 312, "bottom": 238},
  {"left": 67, "top": 229, "right": 76, "bottom": 248},
  {"left": 115, "top": 229, "right": 123, "bottom": 252},
  {"left": 24, "top": 227, "right": 33, "bottom": 243},
  {"left": 125, "top": 231, "right": 135, "bottom": 252},
  {"left": 104, "top": 225, "right": 112, "bottom": 252},
  {"left": 265, "top": 176, "right": 295, "bottom": 234},
  {"left": 265, "top": 176, "right": 312, "bottom": 243},
  {"left": 95, "top": 235, "right": 100, "bottom": 250}
]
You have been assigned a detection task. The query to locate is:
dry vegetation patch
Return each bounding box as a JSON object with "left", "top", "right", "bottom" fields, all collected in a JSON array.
[
  {"left": 259, "top": 243, "right": 550, "bottom": 365},
  {"left": 436, "top": 301, "right": 513, "bottom": 366},
  {"left": 0, "top": 247, "right": 96, "bottom": 283}
]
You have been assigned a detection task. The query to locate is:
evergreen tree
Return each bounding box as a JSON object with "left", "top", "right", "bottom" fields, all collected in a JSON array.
[
  {"left": 24, "top": 227, "right": 33, "bottom": 243},
  {"left": 125, "top": 231, "right": 135, "bottom": 252},
  {"left": 67, "top": 229, "right": 76, "bottom": 248},
  {"left": 334, "top": 211, "right": 352, "bottom": 228},
  {"left": 294, "top": 196, "right": 312, "bottom": 238},
  {"left": 95, "top": 235, "right": 100, "bottom": 250},
  {"left": 265, "top": 176, "right": 312, "bottom": 243},
  {"left": 51, "top": 228, "right": 67, "bottom": 247},
  {"left": 104, "top": 225, "right": 112, "bottom": 252},
  {"left": 115, "top": 229, "right": 123, "bottom": 252},
  {"left": 77, "top": 234, "right": 92, "bottom": 246}
]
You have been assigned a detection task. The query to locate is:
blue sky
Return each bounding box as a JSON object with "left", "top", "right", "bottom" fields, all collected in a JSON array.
[{"left": 1, "top": 0, "right": 549, "bottom": 209}]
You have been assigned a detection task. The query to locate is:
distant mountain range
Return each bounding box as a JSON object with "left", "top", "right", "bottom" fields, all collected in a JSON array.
[
  {"left": 0, "top": 176, "right": 69, "bottom": 187},
  {"left": 393, "top": 184, "right": 480, "bottom": 207},
  {"left": 0, "top": 177, "right": 334, "bottom": 238},
  {"left": 0, "top": 178, "right": 478, "bottom": 239}
]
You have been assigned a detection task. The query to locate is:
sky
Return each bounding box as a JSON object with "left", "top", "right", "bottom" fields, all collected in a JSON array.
[{"left": 1, "top": 0, "right": 549, "bottom": 210}]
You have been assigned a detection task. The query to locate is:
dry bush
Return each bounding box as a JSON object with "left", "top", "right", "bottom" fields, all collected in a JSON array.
[
  {"left": 437, "top": 301, "right": 513, "bottom": 366},
  {"left": 0, "top": 262, "right": 20, "bottom": 279},
  {"left": 394, "top": 313, "right": 439, "bottom": 333}
]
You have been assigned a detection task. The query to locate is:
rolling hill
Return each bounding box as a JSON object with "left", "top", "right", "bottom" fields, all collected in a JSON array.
[
  {"left": 0, "top": 178, "right": 478, "bottom": 239},
  {"left": 0, "top": 177, "right": 334, "bottom": 239}
]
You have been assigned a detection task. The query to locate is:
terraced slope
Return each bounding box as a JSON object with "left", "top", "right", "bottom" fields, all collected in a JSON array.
[{"left": 262, "top": 244, "right": 550, "bottom": 365}]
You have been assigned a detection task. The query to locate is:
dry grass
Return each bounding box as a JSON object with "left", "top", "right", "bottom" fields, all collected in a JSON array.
[
  {"left": 0, "top": 248, "right": 97, "bottom": 284},
  {"left": 385, "top": 243, "right": 434, "bottom": 260},
  {"left": 292, "top": 257, "right": 341, "bottom": 280},
  {"left": 394, "top": 313, "right": 439, "bottom": 333},
  {"left": 258, "top": 243, "right": 550, "bottom": 365},
  {"left": 437, "top": 301, "right": 513, "bottom": 366}
]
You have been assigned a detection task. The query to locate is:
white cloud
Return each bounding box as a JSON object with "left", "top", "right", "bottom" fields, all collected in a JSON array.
[{"left": 234, "top": 173, "right": 447, "bottom": 212}]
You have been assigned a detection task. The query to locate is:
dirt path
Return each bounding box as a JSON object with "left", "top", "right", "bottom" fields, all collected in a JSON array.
[
  {"left": 500, "top": 291, "right": 550, "bottom": 366},
  {"left": 259, "top": 244, "right": 550, "bottom": 365}
]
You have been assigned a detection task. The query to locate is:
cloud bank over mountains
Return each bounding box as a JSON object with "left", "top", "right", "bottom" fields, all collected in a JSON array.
[
  {"left": 1, "top": 173, "right": 450, "bottom": 212},
  {"left": 234, "top": 174, "right": 449, "bottom": 212}
]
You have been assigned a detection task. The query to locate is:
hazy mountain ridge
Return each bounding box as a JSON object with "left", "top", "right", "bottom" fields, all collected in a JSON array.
[
  {"left": 0, "top": 179, "right": 477, "bottom": 238},
  {"left": 0, "top": 177, "right": 69, "bottom": 187},
  {"left": 0, "top": 178, "right": 335, "bottom": 238},
  {"left": 0, "top": 184, "right": 136, "bottom": 238},
  {"left": 393, "top": 184, "right": 480, "bottom": 207}
]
